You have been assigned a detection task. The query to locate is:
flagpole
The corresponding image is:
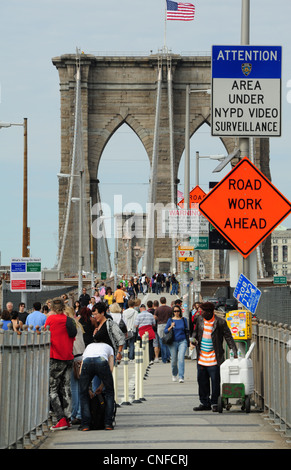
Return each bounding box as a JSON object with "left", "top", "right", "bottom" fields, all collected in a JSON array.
[{"left": 164, "top": 0, "right": 167, "bottom": 52}]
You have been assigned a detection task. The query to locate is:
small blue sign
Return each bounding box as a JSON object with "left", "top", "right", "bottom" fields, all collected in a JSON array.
[
  {"left": 11, "top": 262, "right": 26, "bottom": 272},
  {"left": 233, "top": 273, "right": 261, "bottom": 314},
  {"left": 212, "top": 45, "right": 282, "bottom": 79}
]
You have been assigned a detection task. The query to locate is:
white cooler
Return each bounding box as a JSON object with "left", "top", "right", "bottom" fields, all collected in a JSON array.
[{"left": 220, "top": 344, "right": 255, "bottom": 396}]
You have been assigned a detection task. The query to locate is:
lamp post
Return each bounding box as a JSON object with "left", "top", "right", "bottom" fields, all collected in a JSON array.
[
  {"left": 133, "top": 244, "right": 142, "bottom": 275},
  {"left": 182, "top": 87, "right": 211, "bottom": 318},
  {"left": 0, "top": 119, "right": 29, "bottom": 258},
  {"left": 193, "top": 151, "right": 232, "bottom": 301},
  {"left": 122, "top": 234, "right": 131, "bottom": 277}
]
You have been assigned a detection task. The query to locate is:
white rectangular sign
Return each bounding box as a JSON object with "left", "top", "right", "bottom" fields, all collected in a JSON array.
[
  {"left": 168, "top": 209, "right": 209, "bottom": 237},
  {"left": 10, "top": 257, "right": 42, "bottom": 292},
  {"left": 211, "top": 45, "right": 282, "bottom": 137}
]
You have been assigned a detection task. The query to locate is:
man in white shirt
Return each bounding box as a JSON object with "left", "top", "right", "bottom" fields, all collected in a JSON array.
[
  {"left": 87, "top": 297, "right": 96, "bottom": 311},
  {"left": 79, "top": 342, "right": 115, "bottom": 431}
]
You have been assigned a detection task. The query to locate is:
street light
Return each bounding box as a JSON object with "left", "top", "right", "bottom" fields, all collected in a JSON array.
[
  {"left": 122, "top": 234, "right": 131, "bottom": 277},
  {"left": 182, "top": 87, "right": 211, "bottom": 318},
  {"left": 192, "top": 151, "right": 235, "bottom": 302},
  {"left": 0, "top": 119, "right": 29, "bottom": 258},
  {"left": 133, "top": 243, "right": 143, "bottom": 275},
  {"left": 57, "top": 170, "right": 84, "bottom": 296},
  {"left": 184, "top": 87, "right": 211, "bottom": 210}
]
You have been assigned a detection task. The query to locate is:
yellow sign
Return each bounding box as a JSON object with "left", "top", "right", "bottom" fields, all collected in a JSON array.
[
  {"left": 178, "top": 245, "right": 194, "bottom": 262},
  {"left": 226, "top": 310, "right": 252, "bottom": 340}
]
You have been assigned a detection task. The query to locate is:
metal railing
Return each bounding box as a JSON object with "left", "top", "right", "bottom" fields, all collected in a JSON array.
[
  {"left": 0, "top": 325, "right": 150, "bottom": 449},
  {"left": 252, "top": 320, "right": 291, "bottom": 438},
  {"left": 2, "top": 318, "right": 290, "bottom": 447},
  {"left": 88, "top": 50, "right": 211, "bottom": 57},
  {"left": 0, "top": 324, "right": 51, "bottom": 449}
]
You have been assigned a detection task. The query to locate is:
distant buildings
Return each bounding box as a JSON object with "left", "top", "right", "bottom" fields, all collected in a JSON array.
[{"left": 271, "top": 225, "right": 291, "bottom": 277}]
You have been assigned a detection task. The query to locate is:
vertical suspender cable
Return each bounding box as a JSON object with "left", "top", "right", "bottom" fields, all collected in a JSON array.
[
  {"left": 57, "top": 53, "right": 81, "bottom": 271},
  {"left": 167, "top": 56, "right": 176, "bottom": 273},
  {"left": 143, "top": 62, "right": 162, "bottom": 275}
]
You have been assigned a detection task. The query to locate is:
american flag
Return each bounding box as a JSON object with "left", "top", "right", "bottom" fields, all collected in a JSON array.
[{"left": 166, "top": 0, "right": 195, "bottom": 21}]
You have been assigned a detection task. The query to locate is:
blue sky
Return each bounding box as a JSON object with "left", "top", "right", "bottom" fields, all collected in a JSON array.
[{"left": 0, "top": 0, "right": 290, "bottom": 269}]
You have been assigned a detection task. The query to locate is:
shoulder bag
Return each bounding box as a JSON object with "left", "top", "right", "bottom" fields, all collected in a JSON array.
[{"left": 162, "top": 327, "right": 174, "bottom": 345}]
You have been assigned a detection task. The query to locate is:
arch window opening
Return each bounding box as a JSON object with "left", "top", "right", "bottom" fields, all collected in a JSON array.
[{"left": 97, "top": 123, "right": 150, "bottom": 272}]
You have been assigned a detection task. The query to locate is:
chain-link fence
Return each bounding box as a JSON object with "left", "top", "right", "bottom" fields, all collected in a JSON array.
[
  {"left": 1, "top": 281, "right": 77, "bottom": 311},
  {"left": 215, "top": 285, "right": 291, "bottom": 326},
  {"left": 255, "top": 286, "right": 291, "bottom": 325}
]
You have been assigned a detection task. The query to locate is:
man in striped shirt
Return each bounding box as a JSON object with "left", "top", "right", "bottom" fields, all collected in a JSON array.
[{"left": 191, "top": 302, "right": 237, "bottom": 412}]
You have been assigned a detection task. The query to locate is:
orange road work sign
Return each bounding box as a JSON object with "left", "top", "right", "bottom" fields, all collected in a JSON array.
[
  {"left": 199, "top": 157, "right": 291, "bottom": 258},
  {"left": 178, "top": 185, "right": 206, "bottom": 208}
]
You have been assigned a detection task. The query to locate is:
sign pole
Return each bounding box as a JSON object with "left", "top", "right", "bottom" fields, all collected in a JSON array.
[
  {"left": 239, "top": 0, "right": 258, "bottom": 286},
  {"left": 181, "top": 85, "right": 190, "bottom": 320},
  {"left": 22, "top": 117, "right": 29, "bottom": 305},
  {"left": 194, "top": 151, "right": 200, "bottom": 302},
  {"left": 228, "top": 0, "right": 251, "bottom": 288},
  {"left": 240, "top": 0, "right": 250, "bottom": 256}
]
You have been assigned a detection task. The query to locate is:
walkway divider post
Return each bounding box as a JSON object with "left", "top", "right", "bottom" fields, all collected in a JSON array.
[
  {"left": 113, "top": 362, "right": 120, "bottom": 407},
  {"left": 121, "top": 349, "right": 131, "bottom": 406},
  {"left": 142, "top": 332, "right": 149, "bottom": 378},
  {"left": 141, "top": 334, "right": 147, "bottom": 378},
  {"left": 133, "top": 342, "right": 142, "bottom": 403},
  {"left": 139, "top": 343, "right": 146, "bottom": 401}
]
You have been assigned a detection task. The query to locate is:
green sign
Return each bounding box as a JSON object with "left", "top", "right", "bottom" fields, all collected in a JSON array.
[
  {"left": 190, "top": 236, "right": 209, "bottom": 250},
  {"left": 27, "top": 262, "right": 41, "bottom": 272},
  {"left": 101, "top": 272, "right": 107, "bottom": 280},
  {"left": 273, "top": 276, "right": 287, "bottom": 285}
]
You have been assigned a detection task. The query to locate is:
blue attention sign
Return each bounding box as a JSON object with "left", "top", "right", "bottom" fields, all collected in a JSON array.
[
  {"left": 212, "top": 45, "right": 282, "bottom": 79},
  {"left": 211, "top": 45, "right": 282, "bottom": 137},
  {"left": 233, "top": 273, "right": 262, "bottom": 314}
]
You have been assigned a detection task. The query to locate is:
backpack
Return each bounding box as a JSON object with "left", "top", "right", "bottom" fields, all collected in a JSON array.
[
  {"left": 90, "top": 392, "right": 117, "bottom": 430},
  {"left": 90, "top": 393, "right": 105, "bottom": 430},
  {"left": 119, "top": 315, "right": 128, "bottom": 334}
]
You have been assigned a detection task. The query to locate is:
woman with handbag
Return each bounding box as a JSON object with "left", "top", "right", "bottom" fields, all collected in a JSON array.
[{"left": 164, "top": 305, "right": 189, "bottom": 383}]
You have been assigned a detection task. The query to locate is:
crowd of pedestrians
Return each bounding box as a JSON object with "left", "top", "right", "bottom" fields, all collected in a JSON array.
[
  {"left": 0, "top": 273, "right": 237, "bottom": 429},
  {"left": 108, "top": 272, "right": 180, "bottom": 298}
]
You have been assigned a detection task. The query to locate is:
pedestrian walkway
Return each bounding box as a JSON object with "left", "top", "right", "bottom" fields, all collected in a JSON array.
[{"left": 39, "top": 357, "right": 290, "bottom": 451}]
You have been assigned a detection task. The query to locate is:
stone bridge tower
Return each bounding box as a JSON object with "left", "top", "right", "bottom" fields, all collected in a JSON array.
[{"left": 52, "top": 52, "right": 272, "bottom": 277}]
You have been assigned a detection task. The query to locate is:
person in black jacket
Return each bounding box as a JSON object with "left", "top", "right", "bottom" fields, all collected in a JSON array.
[
  {"left": 191, "top": 302, "right": 237, "bottom": 412},
  {"left": 79, "top": 287, "right": 91, "bottom": 307}
]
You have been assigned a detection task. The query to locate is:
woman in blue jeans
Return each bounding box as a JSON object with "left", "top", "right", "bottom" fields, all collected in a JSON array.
[{"left": 164, "top": 306, "right": 189, "bottom": 383}]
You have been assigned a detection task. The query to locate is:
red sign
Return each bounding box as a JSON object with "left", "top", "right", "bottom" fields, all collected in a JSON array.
[
  {"left": 199, "top": 157, "right": 291, "bottom": 258},
  {"left": 11, "top": 280, "right": 26, "bottom": 291},
  {"left": 178, "top": 185, "right": 206, "bottom": 208}
]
